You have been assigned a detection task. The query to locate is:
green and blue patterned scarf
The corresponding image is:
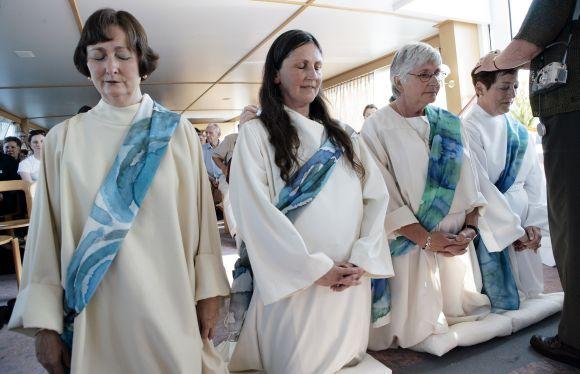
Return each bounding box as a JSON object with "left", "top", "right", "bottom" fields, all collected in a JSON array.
[
  {"left": 61, "top": 95, "right": 180, "bottom": 349},
  {"left": 371, "top": 105, "right": 464, "bottom": 326}
]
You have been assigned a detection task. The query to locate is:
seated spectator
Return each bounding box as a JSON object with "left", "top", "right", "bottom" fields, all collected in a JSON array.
[
  {"left": 363, "top": 103, "right": 378, "bottom": 119},
  {"left": 202, "top": 124, "right": 223, "bottom": 210},
  {"left": 3, "top": 137, "right": 24, "bottom": 162},
  {"left": 195, "top": 127, "right": 207, "bottom": 144},
  {"left": 212, "top": 105, "right": 258, "bottom": 240},
  {"left": 202, "top": 123, "right": 222, "bottom": 179},
  {"left": 0, "top": 146, "right": 21, "bottom": 218},
  {"left": 18, "top": 129, "right": 46, "bottom": 183},
  {"left": 0, "top": 149, "right": 20, "bottom": 182},
  {"left": 15, "top": 131, "right": 29, "bottom": 155}
]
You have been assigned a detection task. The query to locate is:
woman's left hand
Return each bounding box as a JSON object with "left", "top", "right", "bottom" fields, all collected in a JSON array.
[{"left": 196, "top": 296, "right": 221, "bottom": 340}]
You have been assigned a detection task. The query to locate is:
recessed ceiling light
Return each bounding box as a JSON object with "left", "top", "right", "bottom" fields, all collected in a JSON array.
[{"left": 14, "top": 51, "right": 35, "bottom": 58}]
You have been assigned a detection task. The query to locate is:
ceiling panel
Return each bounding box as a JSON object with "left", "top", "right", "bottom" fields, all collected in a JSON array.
[
  {"left": 32, "top": 116, "right": 72, "bottom": 129},
  {"left": 188, "top": 83, "right": 260, "bottom": 111},
  {"left": 0, "top": 0, "right": 487, "bottom": 130},
  {"left": 77, "top": 0, "right": 300, "bottom": 83},
  {"left": 0, "top": 0, "right": 86, "bottom": 86},
  {"left": 0, "top": 86, "right": 101, "bottom": 121},
  {"left": 393, "top": 0, "right": 490, "bottom": 24},
  {"left": 140, "top": 83, "right": 211, "bottom": 110},
  {"left": 224, "top": 60, "right": 265, "bottom": 84},
  {"left": 314, "top": 0, "right": 397, "bottom": 12},
  {"left": 224, "top": 4, "right": 438, "bottom": 83},
  {"left": 182, "top": 110, "right": 242, "bottom": 123}
]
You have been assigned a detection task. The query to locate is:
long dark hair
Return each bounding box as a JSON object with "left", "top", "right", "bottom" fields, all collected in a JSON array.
[{"left": 259, "top": 29, "right": 364, "bottom": 183}]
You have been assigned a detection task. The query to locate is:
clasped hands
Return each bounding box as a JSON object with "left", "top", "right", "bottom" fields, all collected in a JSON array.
[
  {"left": 513, "top": 226, "right": 542, "bottom": 252},
  {"left": 315, "top": 262, "right": 365, "bottom": 292},
  {"left": 423, "top": 227, "right": 478, "bottom": 257}
]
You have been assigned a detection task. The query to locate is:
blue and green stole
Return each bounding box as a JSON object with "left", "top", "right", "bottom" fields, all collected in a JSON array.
[
  {"left": 371, "top": 105, "right": 464, "bottom": 326},
  {"left": 221, "top": 136, "right": 344, "bottom": 344},
  {"left": 61, "top": 95, "right": 180, "bottom": 349},
  {"left": 473, "top": 114, "right": 528, "bottom": 310}
]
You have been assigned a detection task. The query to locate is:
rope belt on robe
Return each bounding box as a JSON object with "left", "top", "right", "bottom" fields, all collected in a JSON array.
[
  {"left": 216, "top": 136, "right": 344, "bottom": 345},
  {"left": 473, "top": 114, "right": 528, "bottom": 311},
  {"left": 371, "top": 105, "right": 464, "bottom": 326},
  {"left": 62, "top": 95, "right": 180, "bottom": 350}
]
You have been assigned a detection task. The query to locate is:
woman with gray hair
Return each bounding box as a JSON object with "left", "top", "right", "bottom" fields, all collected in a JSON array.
[{"left": 361, "top": 42, "right": 514, "bottom": 355}]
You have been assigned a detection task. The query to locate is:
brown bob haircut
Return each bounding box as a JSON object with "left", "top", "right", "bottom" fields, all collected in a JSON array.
[
  {"left": 73, "top": 8, "right": 159, "bottom": 79},
  {"left": 471, "top": 66, "right": 518, "bottom": 95}
]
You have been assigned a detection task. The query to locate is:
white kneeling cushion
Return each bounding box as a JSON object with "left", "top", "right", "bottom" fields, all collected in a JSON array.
[
  {"left": 501, "top": 292, "right": 564, "bottom": 333},
  {"left": 410, "top": 313, "right": 513, "bottom": 356}
]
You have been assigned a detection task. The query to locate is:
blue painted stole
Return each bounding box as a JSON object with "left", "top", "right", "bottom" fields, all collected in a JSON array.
[
  {"left": 371, "top": 105, "right": 464, "bottom": 325},
  {"left": 221, "top": 137, "right": 344, "bottom": 344},
  {"left": 474, "top": 114, "right": 528, "bottom": 310},
  {"left": 61, "top": 96, "right": 180, "bottom": 349}
]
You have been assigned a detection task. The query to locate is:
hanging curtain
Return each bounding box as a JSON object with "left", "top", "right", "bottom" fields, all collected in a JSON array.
[{"left": 324, "top": 73, "right": 375, "bottom": 132}]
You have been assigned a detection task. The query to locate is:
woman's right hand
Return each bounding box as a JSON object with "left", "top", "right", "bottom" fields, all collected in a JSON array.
[
  {"left": 35, "top": 329, "right": 70, "bottom": 374},
  {"left": 315, "top": 264, "right": 364, "bottom": 290}
]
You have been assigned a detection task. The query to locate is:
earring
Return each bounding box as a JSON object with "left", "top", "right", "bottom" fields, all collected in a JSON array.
[
  {"left": 87, "top": 76, "right": 92, "bottom": 81},
  {"left": 142, "top": 74, "right": 148, "bottom": 80}
]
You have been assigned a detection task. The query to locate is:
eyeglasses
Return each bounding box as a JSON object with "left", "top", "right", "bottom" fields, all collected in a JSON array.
[{"left": 407, "top": 71, "right": 447, "bottom": 83}]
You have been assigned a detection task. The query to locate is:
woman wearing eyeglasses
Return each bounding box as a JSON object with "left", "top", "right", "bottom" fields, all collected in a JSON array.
[{"left": 361, "top": 42, "right": 511, "bottom": 355}]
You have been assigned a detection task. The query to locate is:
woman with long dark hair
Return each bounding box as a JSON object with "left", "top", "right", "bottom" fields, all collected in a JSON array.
[{"left": 227, "top": 30, "right": 393, "bottom": 373}]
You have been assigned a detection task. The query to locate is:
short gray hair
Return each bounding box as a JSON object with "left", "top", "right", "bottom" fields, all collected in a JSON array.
[
  {"left": 390, "top": 42, "right": 442, "bottom": 98},
  {"left": 205, "top": 123, "right": 221, "bottom": 136}
]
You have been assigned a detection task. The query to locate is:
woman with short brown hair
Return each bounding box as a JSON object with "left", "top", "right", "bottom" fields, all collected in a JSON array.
[{"left": 9, "top": 8, "right": 229, "bottom": 373}]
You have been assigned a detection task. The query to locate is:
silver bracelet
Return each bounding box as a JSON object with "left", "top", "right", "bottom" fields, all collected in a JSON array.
[{"left": 422, "top": 234, "right": 432, "bottom": 251}]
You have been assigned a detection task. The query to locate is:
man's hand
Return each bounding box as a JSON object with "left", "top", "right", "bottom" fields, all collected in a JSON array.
[
  {"left": 196, "top": 297, "right": 221, "bottom": 340},
  {"left": 35, "top": 330, "right": 70, "bottom": 374},
  {"left": 473, "top": 50, "right": 501, "bottom": 74},
  {"left": 240, "top": 105, "right": 259, "bottom": 125}
]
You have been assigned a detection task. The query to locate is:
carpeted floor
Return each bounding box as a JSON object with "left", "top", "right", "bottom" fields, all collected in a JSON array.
[{"left": 0, "top": 228, "right": 574, "bottom": 374}]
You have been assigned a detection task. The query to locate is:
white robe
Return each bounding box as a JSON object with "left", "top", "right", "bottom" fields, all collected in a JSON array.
[
  {"left": 463, "top": 104, "right": 563, "bottom": 332},
  {"left": 463, "top": 104, "right": 548, "bottom": 297},
  {"left": 9, "top": 99, "right": 230, "bottom": 373},
  {"left": 362, "top": 105, "right": 514, "bottom": 356},
  {"left": 228, "top": 108, "right": 393, "bottom": 374}
]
